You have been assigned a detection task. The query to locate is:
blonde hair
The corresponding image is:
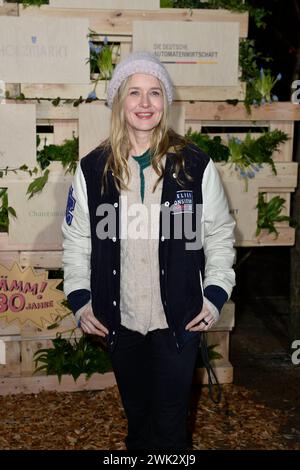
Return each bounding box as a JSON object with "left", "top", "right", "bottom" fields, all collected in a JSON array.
[{"left": 100, "top": 75, "right": 192, "bottom": 194}]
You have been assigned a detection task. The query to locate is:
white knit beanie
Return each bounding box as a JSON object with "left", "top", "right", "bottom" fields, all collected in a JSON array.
[{"left": 107, "top": 51, "right": 173, "bottom": 109}]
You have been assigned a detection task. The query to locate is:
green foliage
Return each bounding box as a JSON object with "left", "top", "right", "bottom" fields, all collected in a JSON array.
[
  {"left": 26, "top": 168, "right": 49, "bottom": 199},
  {"left": 185, "top": 128, "right": 288, "bottom": 189},
  {"left": 185, "top": 128, "right": 229, "bottom": 162},
  {"left": 228, "top": 129, "right": 288, "bottom": 178},
  {"left": 25, "top": 135, "right": 78, "bottom": 198},
  {"left": 7, "top": 0, "right": 49, "bottom": 6},
  {"left": 239, "top": 41, "right": 277, "bottom": 113},
  {"left": 37, "top": 134, "right": 79, "bottom": 173},
  {"left": 239, "top": 39, "right": 272, "bottom": 84},
  {"left": 256, "top": 193, "right": 294, "bottom": 237},
  {"left": 33, "top": 335, "right": 112, "bottom": 383},
  {"left": 250, "top": 68, "right": 282, "bottom": 105},
  {"left": 196, "top": 343, "right": 222, "bottom": 368},
  {"left": 87, "top": 37, "right": 115, "bottom": 79},
  {"left": 0, "top": 188, "right": 16, "bottom": 232},
  {"left": 242, "top": 130, "right": 287, "bottom": 172}
]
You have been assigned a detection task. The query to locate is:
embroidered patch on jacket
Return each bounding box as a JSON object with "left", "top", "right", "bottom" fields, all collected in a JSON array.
[
  {"left": 173, "top": 190, "right": 194, "bottom": 214},
  {"left": 65, "top": 185, "right": 76, "bottom": 226}
]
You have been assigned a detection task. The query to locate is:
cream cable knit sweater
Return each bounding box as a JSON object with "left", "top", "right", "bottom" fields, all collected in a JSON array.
[{"left": 119, "top": 155, "right": 168, "bottom": 334}]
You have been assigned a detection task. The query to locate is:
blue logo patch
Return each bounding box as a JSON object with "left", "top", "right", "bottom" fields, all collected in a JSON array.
[
  {"left": 173, "top": 190, "right": 194, "bottom": 214},
  {"left": 31, "top": 36, "right": 37, "bottom": 44},
  {"left": 65, "top": 185, "right": 76, "bottom": 226}
]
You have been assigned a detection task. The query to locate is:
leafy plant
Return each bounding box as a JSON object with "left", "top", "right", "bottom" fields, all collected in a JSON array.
[
  {"left": 26, "top": 134, "right": 78, "bottom": 198},
  {"left": 196, "top": 343, "right": 222, "bottom": 368},
  {"left": 26, "top": 169, "right": 50, "bottom": 199},
  {"left": 227, "top": 129, "right": 288, "bottom": 189},
  {"left": 249, "top": 68, "right": 282, "bottom": 107},
  {"left": 23, "top": 0, "right": 48, "bottom": 5},
  {"left": 186, "top": 128, "right": 288, "bottom": 189},
  {"left": 256, "top": 193, "right": 294, "bottom": 237},
  {"left": 86, "top": 35, "right": 119, "bottom": 100},
  {"left": 36, "top": 134, "right": 79, "bottom": 173},
  {"left": 0, "top": 188, "right": 16, "bottom": 232},
  {"left": 185, "top": 128, "right": 230, "bottom": 162},
  {"left": 6, "top": 0, "right": 49, "bottom": 6},
  {"left": 33, "top": 334, "right": 112, "bottom": 383},
  {"left": 239, "top": 39, "right": 274, "bottom": 112}
]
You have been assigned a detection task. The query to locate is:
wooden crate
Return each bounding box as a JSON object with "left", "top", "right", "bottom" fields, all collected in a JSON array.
[
  {"left": 0, "top": 2, "right": 18, "bottom": 16},
  {"left": 19, "top": 6, "right": 249, "bottom": 37},
  {"left": 216, "top": 162, "right": 298, "bottom": 246},
  {"left": 11, "top": 5, "right": 248, "bottom": 101},
  {"left": 185, "top": 102, "right": 297, "bottom": 163},
  {"left": 184, "top": 101, "right": 300, "bottom": 246},
  {"left": 1, "top": 101, "right": 299, "bottom": 259},
  {"left": 0, "top": 301, "right": 235, "bottom": 394}
]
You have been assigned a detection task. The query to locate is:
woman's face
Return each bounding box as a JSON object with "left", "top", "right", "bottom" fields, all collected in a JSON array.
[{"left": 123, "top": 73, "right": 164, "bottom": 135}]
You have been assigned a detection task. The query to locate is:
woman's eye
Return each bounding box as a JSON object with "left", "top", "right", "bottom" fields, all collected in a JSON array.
[
  {"left": 151, "top": 91, "right": 161, "bottom": 96},
  {"left": 129, "top": 90, "right": 139, "bottom": 96}
]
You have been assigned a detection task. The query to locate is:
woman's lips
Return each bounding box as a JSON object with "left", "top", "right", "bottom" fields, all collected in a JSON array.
[{"left": 135, "top": 112, "right": 154, "bottom": 119}]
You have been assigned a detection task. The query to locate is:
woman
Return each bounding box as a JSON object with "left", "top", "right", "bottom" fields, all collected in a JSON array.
[{"left": 62, "top": 51, "right": 235, "bottom": 451}]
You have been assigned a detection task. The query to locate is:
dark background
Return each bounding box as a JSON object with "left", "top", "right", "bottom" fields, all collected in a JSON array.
[{"left": 233, "top": 0, "right": 299, "bottom": 310}]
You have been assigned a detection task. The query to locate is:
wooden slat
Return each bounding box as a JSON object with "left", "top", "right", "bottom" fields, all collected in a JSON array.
[
  {"left": 9, "top": 100, "right": 300, "bottom": 123},
  {"left": 0, "top": 252, "right": 20, "bottom": 268},
  {"left": 185, "top": 102, "right": 300, "bottom": 121},
  {"left": 0, "top": 2, "right": 18, "bottom": 16},
  {"left": 208, "top": 331, "right": 230, "bottom": 361},
  {"left": 21, "top": 82, "right": 246, "bottom": 101},
  {"left": 19, "top": 6, "right": 249, "bottom": 38},
  {"left": 21, "top": 338, "right": 50, "bottom": 375},
  {"left": 0, "top": 371, "right": 116, "bottom": 395},
  {"left": 175, "top": 83, "right": 245, "bottom": 101},
  {"left": 237, "top": 227, "right": 295, "bottom": 247},
  {"left": 194, "top": 360, "right": 233, "bottom": 385},
  {"left": 0, "top": 340, "right": 21, "bottom": 376},
  {"left": 19, "top": 251, "right": 63, "bottom": 269}
]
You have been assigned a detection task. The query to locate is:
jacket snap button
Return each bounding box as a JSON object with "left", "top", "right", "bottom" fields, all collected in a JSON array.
[
  {"left": 113, "top": 269, "right": 117, "bottom": 275},
  {"left": 161, "top": 269, "right": 164, "bottom": 275},
  {"left": 172, "top": 172, "right": 176, "bottom": 178},
  {"left": 164, "top": 201, "right": 170, "bottom": 207},
  {"left": 112, "top": 237, "right": 116, "bottom": 242},
  {"left": 161, "top": 236, "right": 165, "bottom": 241},
  {"left": 113, "top": 301, "right": 117, "bottom": 306},
  {"left": 114, "top": 202, "right": 118, "bottom": 208}
]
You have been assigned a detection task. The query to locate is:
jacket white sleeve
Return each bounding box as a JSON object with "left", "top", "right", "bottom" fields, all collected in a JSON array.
[
  {"left": 202, "top": 159, "right": 236, "bottom": 299},
  {"left": 61, "top": 163, "right": 91, "bottom": 298}
]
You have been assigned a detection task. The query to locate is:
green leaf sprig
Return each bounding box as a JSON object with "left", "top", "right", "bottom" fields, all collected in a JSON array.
[
  {"left": 256, "top": 192, "right": 294, "bottom": 237},
  {"left": 33, "top": 335, "right": 112, "bottom": 383}
]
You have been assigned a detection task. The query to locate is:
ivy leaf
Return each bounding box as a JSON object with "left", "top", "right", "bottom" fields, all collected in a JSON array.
[
  {"left": 8, "top": 207, "right": 17, "bottom": 218},
  {"left": 52, "top": 97, "right": 61, "bottom": 107},
  {"left": 26, "top": 169, "right": 50, "bottom": 199},
  {"left": 19, "top": 164, "right": 29, "bottom": 172}
]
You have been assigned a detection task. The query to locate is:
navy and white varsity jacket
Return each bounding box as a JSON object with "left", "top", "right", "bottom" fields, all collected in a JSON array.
[{"left": 61, "top": 143, "right": 236, "bottom": 352}]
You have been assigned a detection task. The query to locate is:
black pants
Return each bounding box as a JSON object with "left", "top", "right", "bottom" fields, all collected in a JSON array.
[{"left": 108, "top": 324, "right": 200, "bottom": 451}]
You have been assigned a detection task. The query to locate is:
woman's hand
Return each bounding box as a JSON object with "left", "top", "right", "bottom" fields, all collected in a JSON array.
[
  {"left": 79, "top": 303, "right": 109, "bottom": 337},
  {"left": 185, "top": 297, "right": 219, "bottom": 332}
]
